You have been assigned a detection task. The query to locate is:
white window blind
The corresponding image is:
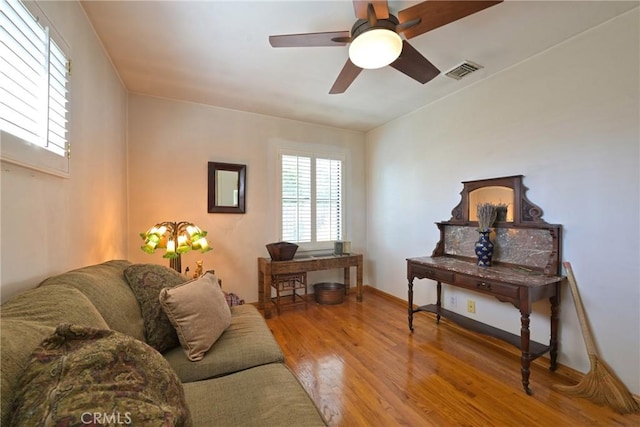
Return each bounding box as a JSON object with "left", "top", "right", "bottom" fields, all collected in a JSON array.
[
  {"left": 0, "top": 0, "right": 70, "bottom": 175},
  {"left": 316, "top": 158, "right": 341, "bottom": 242},
  {"left": 281, "top": 154, "right": 342, "bottom": 245},
  {"left": 282, "top": 155, "right": 311, "bottom": 242}
]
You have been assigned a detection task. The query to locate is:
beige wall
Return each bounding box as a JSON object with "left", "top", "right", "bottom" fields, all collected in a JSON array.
[
  {"left": 0, "top": 1, "right": 128, "bottom": 301},
  {"left": 127, "top": 95, "right": 366, "bottom": 303},
  {"left": 1, "top": 0, "right": 637, "bottom": 396},
  {"left": 365, "top": 10, "right": 640, "bottom": 393}
]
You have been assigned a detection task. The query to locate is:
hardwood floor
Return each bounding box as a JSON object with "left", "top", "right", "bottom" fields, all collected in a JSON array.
[{"left": 265, "top": 289, "right": 640, "bottom": 426}]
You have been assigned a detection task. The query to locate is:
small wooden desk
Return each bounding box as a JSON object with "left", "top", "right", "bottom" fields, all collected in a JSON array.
[{"left": 258, "top": 254, "right": 363, "bottom": 318}]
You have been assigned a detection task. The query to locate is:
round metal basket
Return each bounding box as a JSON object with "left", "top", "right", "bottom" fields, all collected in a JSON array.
[{"left": 313, "top": 282, "right": 345, "bottom": 305}]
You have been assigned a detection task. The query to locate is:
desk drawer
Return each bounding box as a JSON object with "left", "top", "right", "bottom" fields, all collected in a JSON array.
[
  {"left": 455, "top": 274, "right": 520, "bottom": 299},
  {"left": 411, "top": 264, "right": 454, "bottom": 283}
]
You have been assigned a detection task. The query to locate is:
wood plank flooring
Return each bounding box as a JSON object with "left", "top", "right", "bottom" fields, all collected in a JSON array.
[{"left": 265, "top": 289, "right": 640, "bottom": 426}]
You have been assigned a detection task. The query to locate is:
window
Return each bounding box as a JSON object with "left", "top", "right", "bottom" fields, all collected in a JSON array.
[
  {"left": 1, "top": 0, "right": 70, "bottom": 176},
  {"left": 281, "top": 153, "right": 343, "bottom": 248}
]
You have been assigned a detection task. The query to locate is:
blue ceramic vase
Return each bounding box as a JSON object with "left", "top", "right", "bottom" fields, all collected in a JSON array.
[{"left": 474, "top": 230, "right": 494, "bottom": 267}]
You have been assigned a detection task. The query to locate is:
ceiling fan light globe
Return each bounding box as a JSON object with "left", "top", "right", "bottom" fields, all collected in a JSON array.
[{"left": 349, "top": 28, "right": 402, "bottom": 70}]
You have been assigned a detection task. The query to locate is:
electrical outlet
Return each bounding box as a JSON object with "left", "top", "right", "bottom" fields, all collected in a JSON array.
[
  {"left": 449, "top": 296, "right": 457, "bottom": 308},
  {"left": 467, "top": 300, "right": 476, "bottom": 313}
]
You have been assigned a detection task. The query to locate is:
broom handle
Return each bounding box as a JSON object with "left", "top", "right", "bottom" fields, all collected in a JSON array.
[{"left": 563, "top": 262, "right": 599, "bottom": 357}]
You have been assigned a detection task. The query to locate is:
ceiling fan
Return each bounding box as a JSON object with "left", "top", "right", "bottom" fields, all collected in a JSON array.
[{"left": 269, "top": 0, "right": 502, "bottom": 94}]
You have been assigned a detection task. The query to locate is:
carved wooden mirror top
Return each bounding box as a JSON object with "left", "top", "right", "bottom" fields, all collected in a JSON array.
[
  {"left": 449, "top": 175, "right": 545, "bottom": 226},
  {"left": 438, "top": 175, "right": 561, "bottom": 275}
]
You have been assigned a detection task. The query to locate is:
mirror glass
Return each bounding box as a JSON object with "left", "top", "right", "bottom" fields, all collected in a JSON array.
[
  {"left": 215, "top": 170, "right": 239, "bottom": 207},
  {"left": 208, "top": 162, "right": 246, "bottom": 213},
  {"left": 468, "top": 186, "right": 514, "bottom": 222}
]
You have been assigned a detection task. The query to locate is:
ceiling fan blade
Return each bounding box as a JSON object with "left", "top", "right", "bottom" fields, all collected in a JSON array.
[
  {"left": 353, "top": 0, "right": 388, "bottom": 20},
  {"left": 398, "top": 1, "right": 502, "bottom": 40},
  {"left": 329, "top": 59, "right": 363, "bottom": 94},
  {"left": 395, "top": 18, "right": 421, "bottom": 34},
  {"left": 332, "top": 36, "right": 353, "bottom": 43},
  {"left": 390, "top": 40, "right": 440, "bottom": 84},
  {"left": 269, "top": 31, "right": 350, "bottom": 47}
]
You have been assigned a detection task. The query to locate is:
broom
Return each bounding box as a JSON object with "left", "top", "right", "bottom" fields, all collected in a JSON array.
[{"left": 553, "top": 261, "right": 640, "bottom": 414}]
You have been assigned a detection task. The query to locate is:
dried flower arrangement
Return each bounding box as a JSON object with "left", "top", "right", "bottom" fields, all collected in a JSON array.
[{"left": 477, "top": 203, "right": 498, "bottom": 231}]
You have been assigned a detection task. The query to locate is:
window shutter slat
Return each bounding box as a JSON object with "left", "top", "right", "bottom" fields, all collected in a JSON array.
[
  {"left": 315, "top": 158, "right": 342, "bottom": 242},
  {"left": 1, "top": 0, "right": 69, "bottom": 159},
  {"left": 282, "top": 155, "right": 312, "bottom": 243},
  {"left": 281, "top": 153, "right": 342, "bottom": 245},
  {"left": 47, "top": 37, "right": 68, "bottom": 153}
]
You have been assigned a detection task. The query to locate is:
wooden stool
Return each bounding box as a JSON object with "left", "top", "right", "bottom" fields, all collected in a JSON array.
[{"left": 271, "top": 272, "right": 307, "bottom": 314}]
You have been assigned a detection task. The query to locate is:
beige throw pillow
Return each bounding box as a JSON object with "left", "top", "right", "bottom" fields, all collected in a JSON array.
[{"left": 159, "top": 272, "right": 231, "bottom": 361}]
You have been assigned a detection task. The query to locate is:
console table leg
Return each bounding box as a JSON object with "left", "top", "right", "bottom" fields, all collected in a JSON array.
[
  {"left": 549, "top": 290, "right": 560, "bottom": 371},
  {"left": 520, "top": 311, "right": 532, "bottom": 395},
  {"left": 344, "top": 267, "right": 350, "bottom": 295},
  {"left": 356, "top": 259, "right": 363, "bottom": 302},
  {"left": 264, "top": 267, "right": 273, "bottom": 319},
  {"left": 435, "top": 281, "right": 442, "bottom": 324},
  {"left": 408, "top": 279, "right": 415, "bottom": 332},
  {"left": 258, "top": 267, "right": 265, "bottom": 311}
]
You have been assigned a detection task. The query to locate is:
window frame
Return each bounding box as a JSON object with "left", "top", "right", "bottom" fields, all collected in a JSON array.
[
  {"left": 0, "top": 0, "right": 71, "bottom": 177},
  {"left": 276, "top": 145, "right": 347, "bottom": 253}
]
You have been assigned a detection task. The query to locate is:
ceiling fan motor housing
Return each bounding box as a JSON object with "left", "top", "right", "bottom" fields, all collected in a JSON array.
[{"left": 351, "top": 14, "right": 400, "bottom": 38}]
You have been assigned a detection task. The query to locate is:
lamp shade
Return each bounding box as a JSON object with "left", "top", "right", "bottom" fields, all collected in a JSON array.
[
  {"left": 348, "top": 28, "right": 402, "bottom": 69},
  {"left": 140, "top": 221, "right": 211, "bottom": 272}
]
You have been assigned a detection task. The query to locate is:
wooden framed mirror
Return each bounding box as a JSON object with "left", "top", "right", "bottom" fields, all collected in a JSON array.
[{"left": 208, "top": 162, "right": 246, "bottom": 213}]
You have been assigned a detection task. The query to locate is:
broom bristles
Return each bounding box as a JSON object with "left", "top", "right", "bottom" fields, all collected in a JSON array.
[
  {"left": 553, "top": 355, "right": 640, "bottom": 414},
  {"left": 556, "top": 262, "right": 640, "bottom": 415}
]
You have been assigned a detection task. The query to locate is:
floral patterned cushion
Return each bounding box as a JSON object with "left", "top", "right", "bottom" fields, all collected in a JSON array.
[
  {"left": 124, "top": 264, "right": 186, "bottom": 352},
  {"left": 10, "top": 324, "right": 191, "bottom": 426}
]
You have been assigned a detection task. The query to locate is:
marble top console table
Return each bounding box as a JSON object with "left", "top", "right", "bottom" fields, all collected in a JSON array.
[{"left": 408, "top": 175, "right": 565, "bottom": 395}]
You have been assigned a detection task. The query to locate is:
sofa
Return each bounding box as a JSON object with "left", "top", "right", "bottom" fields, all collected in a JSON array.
[{"left": 0, "top": 260, "right": 327, "bottom": 426}]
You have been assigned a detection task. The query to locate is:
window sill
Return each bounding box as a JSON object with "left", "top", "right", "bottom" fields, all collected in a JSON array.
[{"left": 1, "top": 132, "right": 69, "bottom": 178}]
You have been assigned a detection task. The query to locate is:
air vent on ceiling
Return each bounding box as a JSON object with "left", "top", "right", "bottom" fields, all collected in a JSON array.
[{"left": 445, "top": 61, "right": 484, "bottom": 80}]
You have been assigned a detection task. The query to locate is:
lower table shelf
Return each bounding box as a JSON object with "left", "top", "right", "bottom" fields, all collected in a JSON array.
[
  {"left": 414, "top": 304, "right": 551, "bottom": 358},
  {"left": 271, "top": 294, "right": 307, "bottom": 313}
]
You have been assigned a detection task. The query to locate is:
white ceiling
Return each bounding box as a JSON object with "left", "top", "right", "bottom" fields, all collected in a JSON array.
[{"left": 80, "top": 1, "right": 638, "bottom": 132}]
